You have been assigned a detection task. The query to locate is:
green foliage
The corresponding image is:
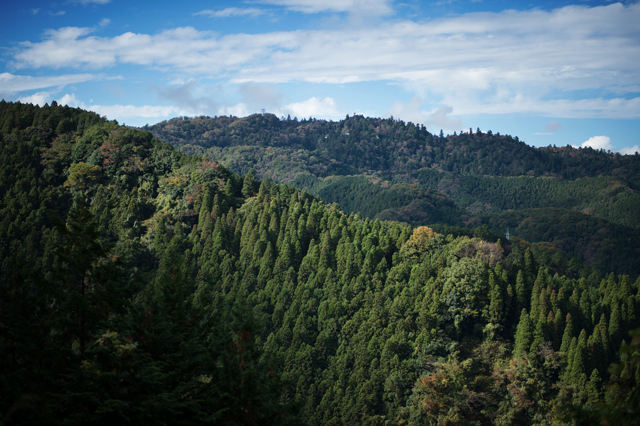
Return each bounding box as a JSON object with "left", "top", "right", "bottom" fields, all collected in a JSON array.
[
  {"left": 559, "top": 328, "right": 640, "bottom": 425},
  {"left": 1, "top": 102, "right": 640, "bottom": 426},
  {"left": 148, "top": 113, "right": 640, "bottom": 277},
  {"left": 514, "top": 309, "right": 533, "bottom": 357},
  {"left": 64, "top": 162, "right": 102, "bottom": 190}
]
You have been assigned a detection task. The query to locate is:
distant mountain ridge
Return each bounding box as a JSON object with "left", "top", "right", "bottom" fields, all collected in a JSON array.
[
  {"left": 147, "top": 113, "right": 640, "bottom": 276},
  {"left": 147, "top": 113, "right": 640, "bottom": 183}
]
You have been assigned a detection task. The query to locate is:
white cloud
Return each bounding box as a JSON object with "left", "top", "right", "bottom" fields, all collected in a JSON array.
[
  {"left": 99, "top": 18, "right": 110, "bottom": 27},
  {"left": 255, "top": 0, "right": 393, "bottom": 15},
  {"left": 427, "top": 106, "right": 463, "bottom": 131},
  {"left": 9, "top": 2, "right": 640, "bottom": 119},
  {"left": 88, "top": 104, "right": 185, "bottom": 119},
  {"left": 386, "top": 96, "right": 427, "bottom": 126},
  {"left": 578, "top": 137, "right": 639, "bottom": 155},
  {"left": 17, "top": 91, "right": 54, "bottom": 106},
  {"left": 448, "top": 97, "right": 640, "bottom": 119},
  {"left": 67, "top": 0, "right": 110, "bottom": 4},
  {"left": 50, "top": 11, "right": 66, "bottom": 16},
  {"left": 385, "top": 98, "right": 464, "bottom": 131},
  {"left": 619, "top": 145, "right": 640, "bottom": 155},
  {"left": 218, "top": 103, "right": 250, "bottom": 117},
  {"left": 58, "top": 93, "right": 82, "bottom": 107},
  {"left": 0, "top": 72, "right": 102, "bottom": 94},
  {"left": 239, "top": 82, "right": 285, "bottom": 111},
  {"left": 31, "top": 8, "right": 40, "bottom": 15},
  {"left": 195, "top": 8, "right": 265, "bottom": 18},
  {"left": 154, "top": 79, "right": 222, "bottom": 115},
  {"left": 282, "top": 97, "right": 340, "bottom": 119},
  {"left": 38, "top": 92, "right": 191, "bottom": 122},
  {"left": 18, "top": 91, "right": 88, "bottom": 109},
  {"left": 581, "top": 135, "right": 614, "bottom": 151}
]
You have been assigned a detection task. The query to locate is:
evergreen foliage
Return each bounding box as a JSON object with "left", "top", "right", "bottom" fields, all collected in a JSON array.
[
  {"left": 0, "top": 102, "right": 639, "bottom": 425},
  {"left": 148, "top": 113, "right": 640, "bottom": 277}
]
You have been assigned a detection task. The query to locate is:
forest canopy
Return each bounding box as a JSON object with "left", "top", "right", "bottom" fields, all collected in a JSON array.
[
  {"left": 148, "top": 113, "right": 640, "bottom": 278},
  {"left": 1, "top": 101, "right": 639, "bottom": 425}
]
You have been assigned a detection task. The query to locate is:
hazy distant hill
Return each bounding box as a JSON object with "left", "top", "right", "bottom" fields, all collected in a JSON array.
[{"left": 147, "top": 113, "right": 640, "bottom": 276}]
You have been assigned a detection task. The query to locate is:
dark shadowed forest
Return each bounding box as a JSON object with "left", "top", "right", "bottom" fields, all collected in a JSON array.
[{"left": 1, "top": 101, "right": 639, "bottom": 425}]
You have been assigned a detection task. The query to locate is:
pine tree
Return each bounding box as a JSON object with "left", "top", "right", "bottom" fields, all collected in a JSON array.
[
  {"left": 514, "top": 309, "right": 533, "bottom": 357},
  {"left": 257, "top": 177, "right": 271, "bottom": 202},
  {"left": 566, "top": 336, "right": 578, "bottom": 376},
  {"left": 554, "top": 309, "right": 564, "bottom": 350},
  {"left": 506, "top": 283, "right": 515, "bottom": 323},
  {"left": 585, "top": 368, "right": 602, "bottom": 407},
  {"left": 530, "top": 279, "right": 542, "bottom": 323},
  {"left": 524, "top": 248, "right": 536, "bottom": 282},
  {"left": 198, "top": 184, "right": 214, "bottom": 227},
  {"left": 242, "top": 169, "right": 258, "bottom": 198},
  {"left": 530, "top": 313, "right": 549, "bottom": 353},
  {"left": 609, "top": 299, "right": 622, "bottom": 350},
  {"left": 515, "top": 270, "right": 527, "bottom": 316},
  {"left": 590, "top": 323, "right": 605, "bottom": 375},
  {"left": 488, "top": 272, "right": 503, "bottom": 325},
  {"left": 579, "top": 290, "right": 591, "bottom": 331},
  {"left": 569, "top": 330, "right": 588, "bottom": 384}
]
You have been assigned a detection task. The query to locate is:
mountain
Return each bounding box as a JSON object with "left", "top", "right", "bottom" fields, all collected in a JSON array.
[
  {"left": 1, "top": 101, "right": 639, "bottom": 425},
  {"left": 147, "top": 113, "right": 640, "bottom": 277}
]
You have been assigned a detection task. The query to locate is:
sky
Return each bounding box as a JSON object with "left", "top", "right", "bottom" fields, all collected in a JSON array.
[{"left": 1, "top": 0, "right": 639, "bottom": 154}]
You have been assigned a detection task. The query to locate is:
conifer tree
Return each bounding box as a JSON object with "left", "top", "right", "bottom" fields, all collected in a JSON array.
[
  {"left": 586, "top": 368, "right": 602, "bottom": 407},
  {"left": 569, "top": 288, "right": 581, "bottom": 332},
  {"left": 524, "top": 248, "right": 536, "bottom": 281},
  {"left": 198, "top": 184, "right": 214, "bottom": 227},
  {"left": 554, "top": 309, "right": 564, "bottom": 350},
  {"left": 569, "top": 330, "right": 588, "bottom": 385},
  {"left": 609, "top": 299, "right": 622, "bottom": 350},
  {"left": 514, "top": 309, "right": 533, "bottom": 357},
  {"left": 506, "top": 283, "right": 515, "bottom": 323},
  {"left": 530, "top": 279, "right": 542, "bottom": 323},
  {"left": 530, "top": 313, "right": 549, "bottom": 353},
  {"left": 242, "top": 169, "right": 258, "bottom": 198},
  {"left": 257, "top": 178, "right": 271, "bottom": 202},
  {"left": 515, "top": 270, "right": 527, "bottom": 316},
  {"left": 579, "top": 290, "right": 591, "bottom": 330},
  {"left": 590, "top": 322, "right": 605, "bottom": 375},
  {"left": 597, "top": 314, "right": 611, "bottom": 365},
  {"left": 566, "top": 336, "right": 578, "bottom": 377},
  {"left": 488, "top": 272, "right": 504, "bottom": 326}
]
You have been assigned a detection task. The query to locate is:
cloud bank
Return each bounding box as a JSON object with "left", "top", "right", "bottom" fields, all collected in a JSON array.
[
  {"left": 9, "top": 2, "right": 640, "bottom": 120},
  {"left": 7, "top": 1, "right": 640, "bottom": 130},
  {"left": 255, "top": 0, "right": 393, "bottom": 15},
  {"left": 577, "top": 135, "right": 638, "bottom": 156},
  {"left": 581, "top": 135, "right": 614, "bottom": 151},
  {"left": 0, "top": 72, "right": 99, "bottom": 94},
  {"left": 195, "top": 8, "right": 265, "bottom": 18}
]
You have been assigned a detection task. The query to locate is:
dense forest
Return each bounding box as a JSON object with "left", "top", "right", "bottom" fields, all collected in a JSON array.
[
  {"left": 147, "top": 114, "right": 640, "bottom": 277},
  {"left": 1, "top": 101, "right": 639, "bottom": 425}
]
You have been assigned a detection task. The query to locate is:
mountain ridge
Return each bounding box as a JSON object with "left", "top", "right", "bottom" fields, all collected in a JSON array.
[{"left": 147, "top": 113, "right": 640, "bottom": 276}]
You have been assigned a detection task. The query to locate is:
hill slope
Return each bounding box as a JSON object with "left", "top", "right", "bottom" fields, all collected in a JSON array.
[
  {"left": 1, "top": 101, "right": 639, "bottom": 425},
  {"left": 147, "top": 113, "right": 640, "bottom": 276}
]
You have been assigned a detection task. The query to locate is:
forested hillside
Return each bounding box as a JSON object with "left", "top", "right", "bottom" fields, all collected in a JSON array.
[
  {"left": 147, "top": 114, "right": 640, "bottom": 277},
  {"left": 1, "top": 101, "right": 639, "bottom": 425}
]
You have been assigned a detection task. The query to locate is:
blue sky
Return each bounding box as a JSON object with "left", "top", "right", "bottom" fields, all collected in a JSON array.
[{"left": 1, "top": 0, "right": 639, "bottom": 154}]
